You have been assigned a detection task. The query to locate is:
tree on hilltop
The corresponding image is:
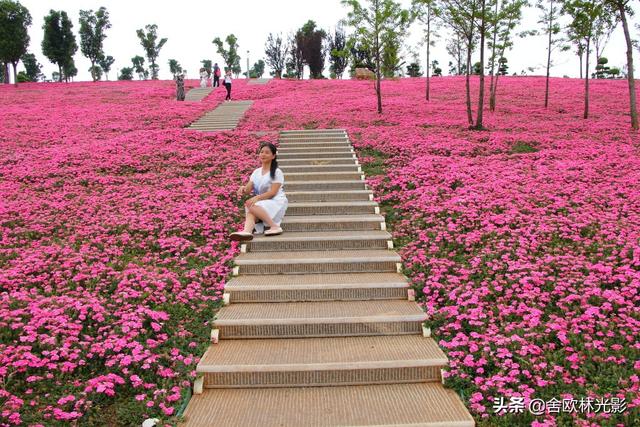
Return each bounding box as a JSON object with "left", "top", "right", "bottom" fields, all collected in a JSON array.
[
  {"left": 342, "top": 0, "right": 411, "bottom": 113},
  {"left": 136, "top": 24, "right": 167, "bottom": 79},
  {"left": 79, "top": 7, "right": 111, "bottom": 82},
  {"left": 0, "top": 0, "right": 32, "bottom": 85},
  {"left": 42, "top": 9, "right": 77, "bottom": 82}
]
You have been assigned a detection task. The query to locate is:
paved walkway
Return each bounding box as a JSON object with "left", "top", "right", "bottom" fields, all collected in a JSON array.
[
  {"left": 188, "top": 101, "right": 254, "bottom": 131},
  {"left": 185, "top": 87, "right": 213, "bottom": 101},
  {"left": 181, "top": 129, "right": 474, "bottom": 426},
  {"left": 247, "top": 78, "right": 270, "bottom": 85}
]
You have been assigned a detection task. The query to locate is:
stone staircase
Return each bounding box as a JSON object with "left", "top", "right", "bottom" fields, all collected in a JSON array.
[
  {"left": 181, "top": 129, "right": 474, "bottom": 426},
  {"left": 185, "top": 87, "right": 213, "bottom": 101},
  {"left": 188, "top": 101, "right": 254, "bottom": 131}
]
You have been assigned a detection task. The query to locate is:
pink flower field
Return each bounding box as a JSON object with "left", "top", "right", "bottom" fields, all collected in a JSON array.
[{"left": 1, "top": 76, "right": 639, "bottom": 426}]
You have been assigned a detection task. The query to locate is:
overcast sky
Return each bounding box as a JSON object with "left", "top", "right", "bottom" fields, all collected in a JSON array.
[{"left": 15, "top": 0, "right": 639, "bottom": 81}]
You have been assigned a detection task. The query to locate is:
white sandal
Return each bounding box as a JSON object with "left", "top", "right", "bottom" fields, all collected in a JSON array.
[{"left": 264, "top": 226, "right": 283, "bottom": 236}]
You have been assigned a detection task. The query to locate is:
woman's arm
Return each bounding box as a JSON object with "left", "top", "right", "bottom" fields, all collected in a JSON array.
[
  {"left": 245, "top": 183, "right": 282, "bottom": 207},
  {"left": 237, "top": 179, "right": 254, "bottom": 197}
]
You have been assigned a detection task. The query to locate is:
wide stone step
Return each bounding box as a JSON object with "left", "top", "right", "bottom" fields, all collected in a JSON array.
[
  {"left": 284, "top": 171, "right": 363, "bottom": 182},
  {"left": 281, "top": 214, "right": 384, "bottom": 232},
  {"left": 287, "top": 190, "right": 373, "bottom": 202},
  {"left": 213, "top": 300, "right": 426, "bottom": 339},
  {"left": 280, "top": 128, "right": 346, "bottom": 134},
  {"left": 286, "top": 180, "right": 366, "bottom": 191},
  {"left": 280, "top": 164, "right": 361, "bottom": 173},
  {"left": 197, "top": 335, "right": 446, "bottom": 388},
  {"left": 234, "top": 249, "right": 400, "bottom": 275},
  {"left": 278, "top": 141, "right": 351, "bottom": 149},
  {"left": 246, "top": 230, "right": 391, "bottom": 252},
  {"left": 225, "top": 272, "right": 408, "bottom": 302},
  {"left": 278, "top": 157, "right": 358, "bottom": 166},
  {"left": 183, "top": 382, "right": 474, "bottom": 427},
  {"left": 278, "top": 146, "right": 353, "bottom": 154},
  {"left": 286, "top": 201, "right": 378, "bottom": 216},
  {"left": 279, "top": 137, "right": 350, "bottom": 144},
  {"left": 278, "top": 151, "right": 356, "bottom": 159}
]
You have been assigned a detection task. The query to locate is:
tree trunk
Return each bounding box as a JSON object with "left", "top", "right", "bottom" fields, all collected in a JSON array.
[
  {"left": 618, "top": 1, "right": 638, "bottom": 130},
  {"left": 578, "top": 48, "right": 583, "bottom": 79},
  {"left": 12, "top": 62, "right": 18, "bottom": 86},
  {"left": 58, "top": 64, "right": 63, "bottom": 82},
  {"left": 583, "top": 38, "right": 590, "bottom": 119},
  {"left": 465, "top": 42, "right": 473, "bottom": 126},
  {"left": 91, "top": 60, "right": 96, "bottom": 82},
  {"left": 2, "top": 62, "right": 8, "bottom": 84},
  {"left": 475, "top": 0, "right": 487, "bottom": 129},
  {"left": 426, "top": 8, "right": 431, "bottom": 101},
  {"left": 489, "top": 0, "right": 499, "bottom": 111},
  {"left": 545, "top": 6, "right": 553, "bottom": 108}
]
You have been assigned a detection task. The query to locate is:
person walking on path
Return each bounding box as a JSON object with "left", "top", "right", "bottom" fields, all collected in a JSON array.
[
  {"left": 230, "top": 143, "right": 288, "bottom": 241},
  {"left": 212, "top": 63, "right": 221, "bottom": 87},
  {"left": 199, "top": 67, "right": 208, "bottom": 88},
  {"left": 223, "top": 69, "right": 232, "bottom": 100}
]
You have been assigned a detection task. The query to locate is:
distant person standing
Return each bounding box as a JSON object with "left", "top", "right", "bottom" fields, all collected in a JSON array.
[
  {"left": 199, "top": 67, "right": 208, "bottom": 88},
  {"left": 224, "top": 69, "right": 232, "bottom": 101},
  {"left": 212, "top": 63, "right": 221, "bottom": 87}
]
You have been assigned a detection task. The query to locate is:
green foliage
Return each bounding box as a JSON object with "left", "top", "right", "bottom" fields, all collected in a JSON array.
[
  {"left": 41, "top": 9, "right": 77, "bottom": 82},
  {"left": 21, "top": 52, "right": 43, "bottom": 81},
  {"left": 131, "top": 55, "right": 147, "bottom": 80},
  {"left": 381, "top": 29, "right": 404, "bottom": 78},
  {"left": 97, "top": 54, "right": 114, "bottom": 80},
  {"left": 431, "top": 59, "right": 442, "bottom": 76},
  {"left": 168, "top": 59, "right": 183, "bottom": 78},
  {"left": 79, "top": 7, "right": 111, "bottom": 81},
  {"left": 328, "top": 25, "right": 348, "bottom": 79},
  {"left": 284, "top": 31, "right": 304, "bottom": 79},
  {"left": 342, "top": 0, "right": 412, "bottom": 113},
  {"left": 497, "top": 57, "right": 508, "bottom": 75},
  {"left": 136, "top": 24, "right": 167, "bottom": 80},
  {"left": 212, "top": 34, "right": 241, "bottom": 77},
  {"left": 264, "top": 32, "right": 287, "bottom": 78},
  {"left": 0, "top": 0, "right": 32, "bottom": 82},
  {"left": 406, "top": 61, "right": 422, "bottom": 77},
  {"left": 510, "top": 141, "right": 539, "bottom": 154},
  {"left": 200, "top": 59, "right": 211, "bottom": 76},
  {"left": 118, "top": 66, "right": 133, "bottom": 80},
  {"left": 298, "top": 20, "right": 327, "bottom": 79},
  {"left": 88, "top": 64, "right": 102, "bottom": 81},
  {"left": 244, "top": 59, "right": 265, "bottom": 78}
]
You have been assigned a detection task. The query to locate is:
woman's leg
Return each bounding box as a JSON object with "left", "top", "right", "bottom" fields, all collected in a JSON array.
[
  {"left": 242, "top": 211, "right": 257, "bottom": 233},
  {"left": 248, "top": 204, "right": 278, "bottom": 229}
]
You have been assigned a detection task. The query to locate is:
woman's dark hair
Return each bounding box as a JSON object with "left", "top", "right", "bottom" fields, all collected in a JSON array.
[{"left": 259, "top": 142, "right": 279, "bottom": 179}]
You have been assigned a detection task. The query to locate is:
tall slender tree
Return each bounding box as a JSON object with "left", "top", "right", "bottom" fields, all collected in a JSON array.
[
  {"left": 298, "top": 20, "right": 327, "bottom": 79},
  {"left": 0, "top": 0, "right": 31, "bottom": 85},
  {"left": 487, "top": 0, "right": 527, "bottom": 111},
  {"left": 412, "top": 0, "right": 440, "bottom": 100},
  {"left": 563, "top": 0, "right": 613, "bottom": 119},
  {"left": 168, "top": 59, "right": 182, "bottom": 78},
  {"left": 265, "top": 32, "right": 287, "bottom": 78},
  {"left": 212, "top": 34, "right": 241, "bottom": 76},
  {"left": 42, "top": 10, "right": 77, "bottom": 83},
  {"left": 606, "top": 0, "right": 637, "bottom": 129},
  {"left": 136, "top": 24, "right": 167, "bottom": 80},
  {"left": 536, "top": 0, "right": 567, "bottom": 107},
  {"left": 342, "top": 0, "right": 411, "bottom": 113},
  {"left": 328, "top": 26, "right": 349, "bottom": 79},
  {"left": 285, "top": 31, "right": 304, "bottom": 79},
  {"left": 441, "top": 0, "right": 481, "bottom": 126},
  {"left": 79, "top": 7, "right": 111, "bottom": 82}
]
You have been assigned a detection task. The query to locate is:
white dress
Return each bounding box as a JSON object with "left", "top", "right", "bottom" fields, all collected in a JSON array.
[
  {"left": 247, "top": 167, "right": 288, "bottom": 233},
  {"left": 199, "top": 71, "right": 208, "bottom": 88}
]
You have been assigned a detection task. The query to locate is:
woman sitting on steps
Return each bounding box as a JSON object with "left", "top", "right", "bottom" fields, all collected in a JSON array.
[{"left": 230, "top": 142, "right": 288, "bottom": 241}]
